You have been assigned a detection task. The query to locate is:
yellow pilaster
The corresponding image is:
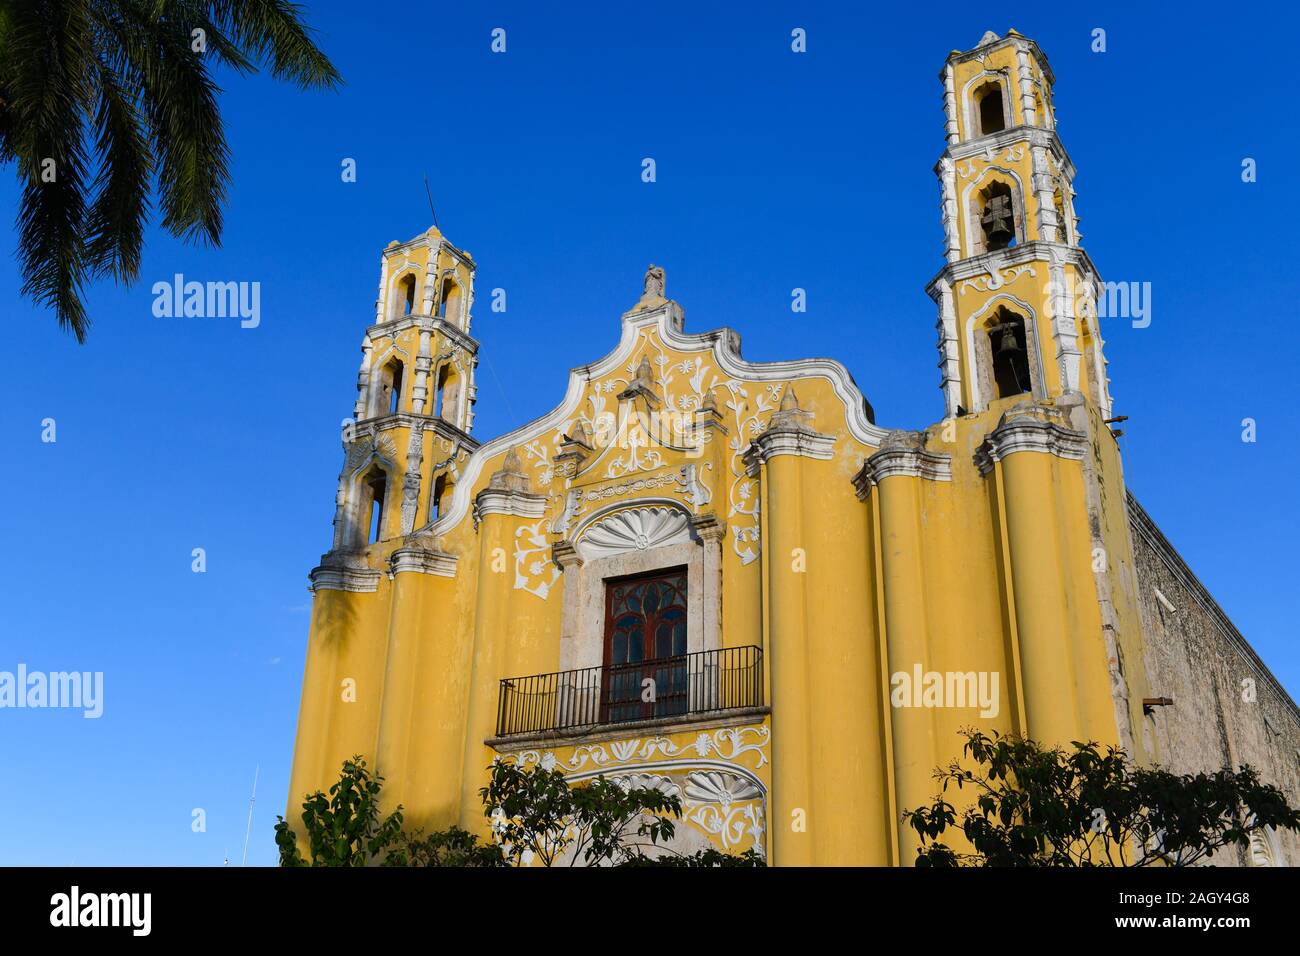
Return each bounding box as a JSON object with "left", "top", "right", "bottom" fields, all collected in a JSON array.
[
  {"left": 801, "top": 456, "right": 892, "bottom": 864},
  {"left": 762, "top": 452, "right": 814, "bottom": 866},
  {"left": 873, "top": 472, "right": 935, "bottom": 863},
  {"left": 458, "top": 515, "right": 514, "bottom": 834}
]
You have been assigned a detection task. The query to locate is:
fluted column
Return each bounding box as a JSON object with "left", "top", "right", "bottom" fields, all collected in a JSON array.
[
  {"left": 458, "top": 449, "right": 545, "bottom": 833},
  {"left": 978, "top": 406, "right": 1091, "bottom": 747},
  {"left": 855, "top": 431, "right": 952, "bottom": 863},
  {"left": 375, "top": 543, "right": 459, "bottom": 829},
  {"left": 745, "top": 389, "right": 833, "bottom": 866}
]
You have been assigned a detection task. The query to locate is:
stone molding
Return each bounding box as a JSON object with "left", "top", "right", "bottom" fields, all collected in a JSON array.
[
  {"left": 473, "top": 448, "right": 547, "bottom": 524},
  {"left": 690, "top": 512, "right": 727, "bottom": 544},
  {"left": 853, "top": 430, "right": 953, "bottom": 498},
  {"left": 388, "top": 545, "right": 458, "bottom": 578},
  {"left": 486, "top": 706, "right": 770, "bottom": 750},
  {"left": 551, "top": 539, "right": 583, "bottom": 570},
  {"left": 349, "top": 413, "right": 479, "bottom": 454},
  {"left": 309, "top": 552, "right": 381, "bottom": 593},
  {"left": 974, "top": 403, "right": 1087, "bottom": 474},
  {"left": 366, "top": 313, "right": 478, "bottom": 356},
  {"left": 742, "top": 428, "right": 836, "bottom": 476},
  {"left": 924, "top": 239, "right": 1098, "bottom": 301},
  {"left": 742, "top": 388, "right": 835, "bottom": 475},
  {"left": 472, "top": 487, "right": 547, "bottom": 524},
  {"left": 945, "top": 30, "right": 1054, "bottom": 85}
]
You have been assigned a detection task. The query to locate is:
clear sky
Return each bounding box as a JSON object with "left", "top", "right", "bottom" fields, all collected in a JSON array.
[{"left": 2, "top": 1, "right": 1297, "bottom": 865}]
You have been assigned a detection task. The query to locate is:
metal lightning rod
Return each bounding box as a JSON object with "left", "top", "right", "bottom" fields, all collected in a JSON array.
[
  {"left": 424, "top": 175, "right": 440, "bottom": 231},
  {"left": 240, "top": 765, "right": 259, "bottom": 867}
]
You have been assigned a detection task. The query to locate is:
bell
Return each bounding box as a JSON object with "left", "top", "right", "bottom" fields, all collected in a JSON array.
[
  {"left": 981, "top": 194, "right": 1015, "bottom": 249},
  {"left": 997, "top": 326, "right": 1021, "bottom": 355}
]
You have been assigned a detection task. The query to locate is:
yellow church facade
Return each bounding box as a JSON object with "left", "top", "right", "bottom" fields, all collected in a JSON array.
[{"left": 286, "top": 30, "right": 1300, "bottom": 866}]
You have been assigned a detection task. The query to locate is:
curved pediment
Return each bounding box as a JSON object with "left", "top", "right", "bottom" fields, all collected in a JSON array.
[{"left": 424, "top": 299, "right": 886, "bottom": 548}]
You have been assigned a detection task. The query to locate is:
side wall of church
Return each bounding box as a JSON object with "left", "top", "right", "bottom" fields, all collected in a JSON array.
[{"left": 1129, "top": 496, "right": 1300, "bottom": 866}]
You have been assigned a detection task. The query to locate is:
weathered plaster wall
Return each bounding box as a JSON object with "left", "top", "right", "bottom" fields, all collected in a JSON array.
[{"left": 1129, "top": 495, "right": 1300, "bottom": 866}]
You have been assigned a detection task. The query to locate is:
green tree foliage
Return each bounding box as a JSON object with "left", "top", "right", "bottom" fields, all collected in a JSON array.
[
  {"left": 905, "top": 729, "right": 1300, "bottom": 867},
  {"left": 618, "top": 848, "right": 766, "bottom": 868},
  {"left": 0, "top": 0, "right": 341, "bottom": 340},
  {"left": 381, "top": 826, "right": 504, "bottom": 868},
  {"left": 274, "top": 756, "right": 406, "bottom": 867},
  {"left": 479, "top": 760, "right": 683, "bottom": 867},
  {"left": 277, "top": 755, "right": 765, "bottom": 867}
]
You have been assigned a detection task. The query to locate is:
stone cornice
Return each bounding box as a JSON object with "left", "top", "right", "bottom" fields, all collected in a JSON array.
[
  {"left": 690, "top": 511, "right": 727, "bottom": 544},
  {"left": 386, "top": 230, "right": 475, "bottom": 268},
  {"left": 366, "top": 314, "right": 479, "bottom": 354},
  {"left": 974, "top": 403, "right": 1087, "bottom": 474},
  {"left": 852, "top": 431, "right": 953, "bottom": 498},
  {"left": 351, "top": 413, "right": 479, "bottom": 453},
  {"left": 551, "top": 539, "right": 583, "bottom": 570},
  {"left": 388, "top": 546, "right": 458, "bottom": 578},
  {"left": 937, "top": 124, "right": 1075, "bottom": 181},
  {"left": 924, "top": 240, "right": 1099, "bottom": 300},
  {"left": 486, "top": 706, "right": 770, "bottom": 750},
  {"left": 309, "top": 552, "right": 381, "bottom": 593},
  {"left": 943, "top": 32, "right": 1054, "bottom": 85},
  {"left": 473, "top": 487, "right": 547, "bottom": 523},
  {"left": 742, "top": 427, "right": 836, "bottom": 476}
]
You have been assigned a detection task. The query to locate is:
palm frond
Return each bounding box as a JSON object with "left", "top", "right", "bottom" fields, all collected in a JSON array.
[
  {"left": 210, "top": 0, "right": 341, "bottom": 89},
  {"left": 104, "top": 0, "right": 230, "bottom": 244},
  {"left": 84, "top": 54, "right": 153, "bottom": 280},
  {"left": 7, "top": 0, "right": 97, "bottom": 340}
]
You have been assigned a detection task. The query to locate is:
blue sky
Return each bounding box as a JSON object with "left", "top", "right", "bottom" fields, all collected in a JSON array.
[{"left": 2, "top": 2, "right": 1297, "bottom": 865}]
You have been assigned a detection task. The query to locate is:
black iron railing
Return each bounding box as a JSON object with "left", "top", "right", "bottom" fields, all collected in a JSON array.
[{"left": 495, "top": 645, "right": 764, "bottom": 737}]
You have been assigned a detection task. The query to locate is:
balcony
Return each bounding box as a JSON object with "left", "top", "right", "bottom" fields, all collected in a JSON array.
[{"left": 495, "top": 645, "right": 764, "bottom": 738}]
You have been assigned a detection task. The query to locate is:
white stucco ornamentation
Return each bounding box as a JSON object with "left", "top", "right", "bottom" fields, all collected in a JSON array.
[
  {"left": 508, "top": 724, "right": 771, "bottom": 775},
  {"left": 513, "top": 517, "right": 561, "bottom": 599},
  {"left": 958, "top": 263, "right": 1036, "bottom": 295},
  {"left": 422, "top": 303, "right": 887, "bottom": 561},
  {"left": 683, "top": 771, "right": 765, "bottom": 851},
  {"left": 576, "top": 505, "right": 693, "bottom": 561}
]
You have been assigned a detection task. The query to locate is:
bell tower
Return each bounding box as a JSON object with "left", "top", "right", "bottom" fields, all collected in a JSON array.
[
  {"left": 928, "top": 29, "right": 1113, "bottom": 420},
  {"left": 317, "top": 225, "right": 481, "bottom": 584}
]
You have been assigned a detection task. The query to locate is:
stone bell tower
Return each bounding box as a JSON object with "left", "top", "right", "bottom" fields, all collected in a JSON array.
[
  {"left": 928, "top": 29, "right": 1113, "bottom": 420},
  {"left": 312, "top": 225, "right": 481, "bottom": 591}
]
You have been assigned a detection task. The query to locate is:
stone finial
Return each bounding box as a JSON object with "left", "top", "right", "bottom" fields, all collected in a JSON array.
[
  {"left": 633, "top": 356, "right": 654, "bottom": 390},
  {"left": 978, "top": 30, "right": 1000, "bottom": 46},
  {"left": 768, "top": 386, "right": 815, "bottom": 432},
  {"left": 488, "top": 446, "right": 531, "bottom": 492},
  {"left": 643, "top": 264, "right": 666, "bottom": 300},
  {"left": 556, "top": 420, "right": 595, "bottom": 474},
  {"left": 567, "top": 419, "right": 593, "bottom": 449},
  {"left": 618, "top": 354, "right": 660, "bottom": 406}
]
